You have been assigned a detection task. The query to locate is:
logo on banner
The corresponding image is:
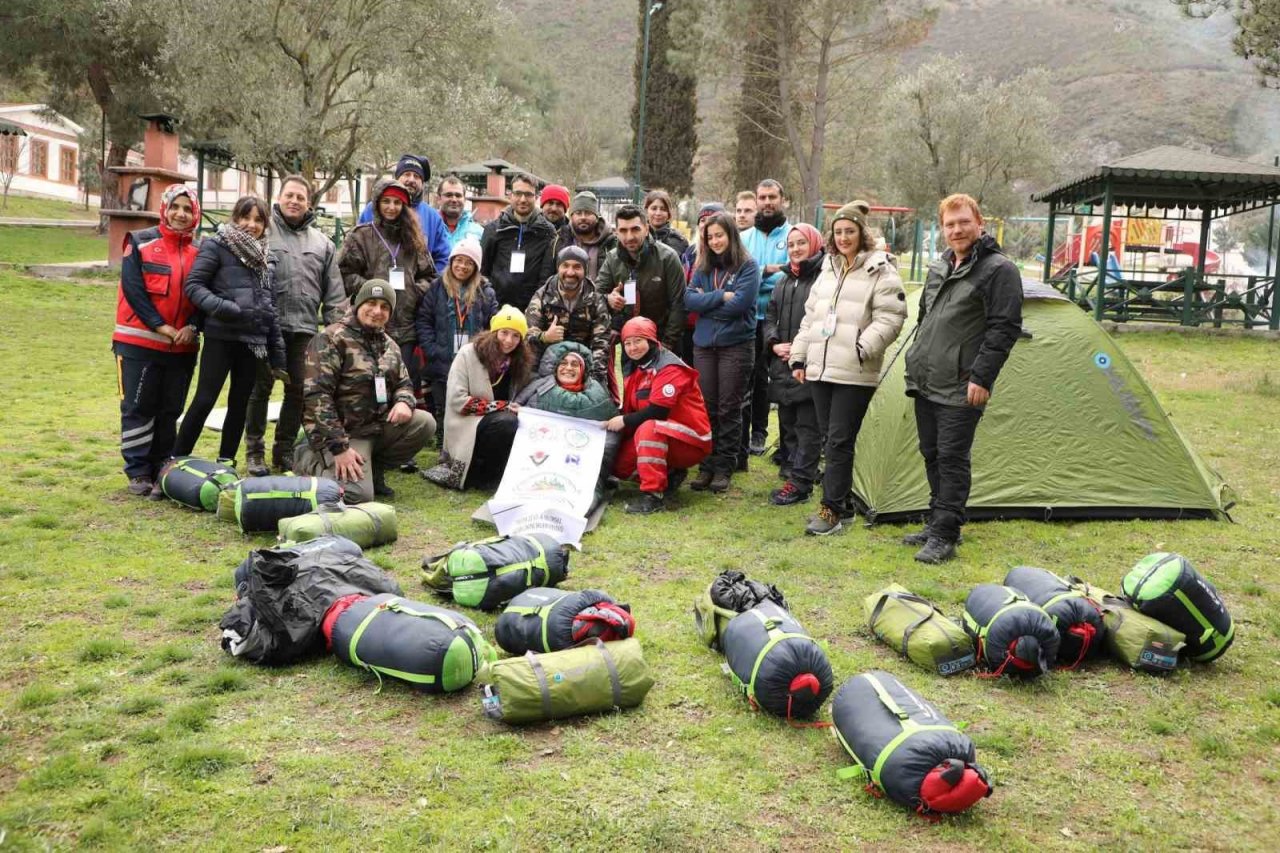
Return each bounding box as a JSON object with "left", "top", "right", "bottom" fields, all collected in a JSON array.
[
  {"left": 518, "top": 472, "right": 579, "bottom": 494},
  {"left": 530, "top": 451, "right": 549, "bottom": 466},
  {"left": 565, "top": 454, "right": 581, "bottom": 466},
  {"left": 565, "top": 428, "right": 590, "bottom": 448}
]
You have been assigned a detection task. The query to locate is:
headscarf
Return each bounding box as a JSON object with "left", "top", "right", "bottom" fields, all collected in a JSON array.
[
  {"left": 787, "top": 223, "right": 824, "bottom": 276},
  {"left": 159, "top": 184, "right": 200, "bottom": 235},
  {"left": 555, "top": 351, "right": 587, "bottom": 393}
]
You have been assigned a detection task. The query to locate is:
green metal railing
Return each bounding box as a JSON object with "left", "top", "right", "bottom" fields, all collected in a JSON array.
[{"left": 1050, "top": 268, "right": 1279, "bottom": 330}]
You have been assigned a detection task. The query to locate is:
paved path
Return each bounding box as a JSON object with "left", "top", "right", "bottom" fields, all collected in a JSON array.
[{"left": 0, "top": 217, "right": 100, "bottom": 227}]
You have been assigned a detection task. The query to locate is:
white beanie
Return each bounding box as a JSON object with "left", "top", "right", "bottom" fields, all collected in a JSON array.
[{"left": 450, "top": 237, "right": 483, "bottom": 269}]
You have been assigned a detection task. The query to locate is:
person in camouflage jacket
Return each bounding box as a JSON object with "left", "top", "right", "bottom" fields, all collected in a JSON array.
[
  {"left": 296, "top": 279, "right": 436, "bottom": 502},
  {"left": 523, "top": 245, "right": 611, "bottom": 384}
]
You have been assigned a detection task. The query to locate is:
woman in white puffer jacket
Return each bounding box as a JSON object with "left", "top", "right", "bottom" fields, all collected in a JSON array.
[{"left": 788, "top": 202, "right": 907, "bottom": 536}]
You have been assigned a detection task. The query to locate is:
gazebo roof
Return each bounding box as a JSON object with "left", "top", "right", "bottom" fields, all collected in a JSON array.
[
  {"left": 444, "top": 158, "right": 547, "bottom": 187},
  {"left": 577, "top": 176, "right": 634, "bottom": 198},
  {"left": 1032, "top": 145, "right": 1280, "bottom": 217}
]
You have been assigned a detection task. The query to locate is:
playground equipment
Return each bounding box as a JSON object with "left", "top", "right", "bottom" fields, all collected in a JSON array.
[{"left": 1033, "top": 146, "right": 1280, "bottom": 329}]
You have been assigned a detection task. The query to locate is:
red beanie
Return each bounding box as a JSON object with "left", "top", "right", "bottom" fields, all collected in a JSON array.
[
  {"left": 380, "top": 184, "right": 411, "bottom": 206},
  {"left": 540, "top": 184, "right": 570, "bottom": 209},
  {"left": 621, "top": 316, "right": 659, "bottom": 344}
]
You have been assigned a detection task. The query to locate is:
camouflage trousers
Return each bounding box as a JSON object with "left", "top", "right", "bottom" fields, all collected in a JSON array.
[{"left": 293, "top": 410, "right": 435, "bottom": 503}]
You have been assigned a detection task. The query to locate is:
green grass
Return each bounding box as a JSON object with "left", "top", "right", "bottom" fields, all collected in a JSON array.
[
  {"left": 0, "top": 193, "right": 98, "bottom": 219},
  {"left": 0, "top": 225, "right": 107, "bottom": 264},
  {"left": 1, "top": 271, "right": 1278, "bottom": 850}
]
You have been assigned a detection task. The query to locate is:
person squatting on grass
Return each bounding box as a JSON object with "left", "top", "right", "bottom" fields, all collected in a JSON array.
[
  {"left": 296, "top": 279, "right": 435, "bottom": 502},
  {"left": 172, "top": 195, "right": 287, "bottom": 468},
  {"left": 789, "top": 201, "right": 907, "bottom": 537},
  {"left": 764, "top": 222, "right": 826, "bottom": 507},
  {"left": 902, "top": 193, "right": 1023, "bottom": 564},
  {"left": 422, "top": 306, "right": 534, "bottom": 491},
  {"left": 684, "top": 211, "right": 761, "bottom": 494},
  {"left": 606, "top": 316, "right": 712, "bottom": 515},
  {"left": 113, "top": 184, "right": 202, "bottom": 498},
  {"left": 242, "top": 174, "right": 349, "bottom": 476}
]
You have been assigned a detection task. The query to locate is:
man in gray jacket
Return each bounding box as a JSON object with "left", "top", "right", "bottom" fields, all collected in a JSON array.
[
  {"left": 903, "top": 193, "right": 1022, "bottom": 564},
  {"left": 244, "top": 174, "right": 350, "bottom": 474}
]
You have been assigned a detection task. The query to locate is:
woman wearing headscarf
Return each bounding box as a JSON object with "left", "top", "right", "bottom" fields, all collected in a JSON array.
[
  {"left": 422, "top": 306, "right": 534, "bottom": 490},
  {"left": 606, "top": 316, "right": 711, "bottom": 514},
  {"left": 173, "top": 195, "right": 287, "bottom": 466},
  {"left": 764, "top": 222, "right": 824, "bottom": 506},
  {"left": 683, "top": 211, "right": 761, "bottom": 494},
  {"left": 113, "top": 184, "right": 203, "bottom": 497},
  {"left": 789, "top": 203, "right": 907, "bottom": 536}
]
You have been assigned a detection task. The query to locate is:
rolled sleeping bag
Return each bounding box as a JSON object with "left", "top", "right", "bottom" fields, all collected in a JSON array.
[
  {"left": 863, "top": 583, "right": 975, "bottom": 676},
  {"left": 1121, "top": 552, "right": 1233, "bottom": 662},
  {"left": 831, "top": 670, "right": 992, "bottom": 815},
  {"left": 1003, "top": 566, "right": 1106, "bottom": 668},
  {"left": 234, "top": 476, "right": 343, "bottom": 533},
  {"left": 158, "top": 456, "right": 238, "bottom": 511},
  {"left": 962, "top": 584, "right": 1060, "bottom": 679},
  {"left": 278, "top": 501, "right": 398, "bottom": 549},
  {"left": 478, "top": 637, "right": 654, "bottom": 724},
  {"left": 495, "top": 587, "right": 635, "bottom": 655},
  {"left": 326, "top": 593, "right": 497, "bottom": 694},
  {"left": 721, "top": 601, "right": 833, "bottom": 719},
  {"left": 233, "top": 534, "right": 364, "bottom": 595},
  {"left": 693, "top": 570, "right": 787, "bottom": 652},
  {"left": 421, "top": 534, "right": 569, "bottom": 611}
]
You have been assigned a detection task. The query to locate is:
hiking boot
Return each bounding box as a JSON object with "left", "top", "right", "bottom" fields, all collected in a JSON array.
[
  {"left": 736, "top": 455, "right": 750, "bottom": 473},
  {"left": 127, "top": 476, "right": 154, "bottom": 497},
  {"left": 805, "top": 504, "right": 844, "bottom": 536},
  {"left": 914, "top": 537, "right": 957, "bottom": 564},
  {"left": 902, "top": 526, "right": 962, "bottom": 547},
  {"left": 709, "top": 472, "right": 731, "bottom": 493},
  {"left": 372, "top": 466, "right": 395, "bottom": 499},
  {"left": 749, "top": 433, "right": 767, "bottom": 456},
  {"left": 769, "top": 481, "right": 811, "bottom": 506},
  {"left": 399, "top": 460, "right": 419, "bottom": 474},
  {"left": 245, "top": 450, "right": 269, "bottom": 478},
  {"left": 770, "top": 449, "right": 788, "bottom": 467},
  {"left": 625, "top": 492, "right": 665, "bottom": 514},
  {"left": 664, "top": 469, "right": 687, "bottom": 498},
  {"left": 271, "top": 445, "right": 293, "bottom": 473},
  {"left": 148, "top": 481, "right": 165, "bottom": 502},
  {"left": 690, "top": 470, "right": 715, "bottom": 491}
]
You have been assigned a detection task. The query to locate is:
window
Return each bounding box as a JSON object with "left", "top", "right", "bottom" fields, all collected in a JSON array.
[
  {"left": 0, "top": 136, "right": 17, "bottom": 173},
  {"left": 29, "top": 139, "right": 48, "bottom": 177},
  {"left": 59, "top": 147, "right": 77, "bottom": 184},
  {"left": 325, "top": 184, "right": 340, "bottom": 204},
  {"left": 243, "top": 172, "right": 257, "bottom": 195},
  {"left": 207, "top": 169, "right": 223, "bottom": 192}
]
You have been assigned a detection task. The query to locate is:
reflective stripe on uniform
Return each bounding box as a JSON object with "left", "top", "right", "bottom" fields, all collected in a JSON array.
[
  {"left": 122, "top": 420, "right": 155, "bottom": 439},
  {"left": 638, "top": 440, "right": 668, "bottom": 451},
  {"left": 656, "top": 419, "right": 712, "bottom": 443},
  {"left": 114, "top": 324, "right": 174, "bottom": 345},
  {"left": 121, "top": 434, "right": 153, "bottom": 450},
  {"left": 637, "top": 456, "right": 667, "bottom": 466}
]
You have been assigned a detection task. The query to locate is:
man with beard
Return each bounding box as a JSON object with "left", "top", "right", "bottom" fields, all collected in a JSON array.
[
  {"left": 738, "top": 179, "right": 791, "bottom": 463},
  {"left": 524, "top": 245, "right": 611, "bottom": 383},
  {"left": 358, "top": 154, "right": 450, "bottom": 273},
  {"left": 598, "top": 204, "right": 687, "bottom": 354},
  {"left": 564, "top": 191, "right": 617, "bottom": 281},
  {"left": 436, "top": 173, "right": 484, "bottom": 248},
  {"left": 480, "top": 172, "right": 559, "bottom": 311},
  {"left": 540, "top": 183, "right": 574, "bottom": 244},
  {"left": 243, "top": 174, "right": 350, "bottom": 475}
]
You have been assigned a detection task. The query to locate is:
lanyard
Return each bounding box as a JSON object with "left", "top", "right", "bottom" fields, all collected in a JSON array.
[
  {"left": 373, "top": 228, "right": 401, "bottom": 266},
  {"left": 516, "top": 224, "right": 524, "bottom": 251},
  {"left": 453, "top": 295, "right": 470, "bottom": 330},
  {"left": 712, "top": 269, "right": 731, "bottom": 291}
]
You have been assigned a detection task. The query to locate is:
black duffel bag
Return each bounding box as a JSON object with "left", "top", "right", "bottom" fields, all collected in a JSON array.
[
  {"left": 233, "top": 535, "right": 364, "bottom": 594},
  {"left": 495, "top": 588, "right": 635, "bottom": 655}
]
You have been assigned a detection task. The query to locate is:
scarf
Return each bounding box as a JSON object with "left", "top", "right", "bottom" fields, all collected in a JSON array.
[
  {"left": 556, "top": 352, "right": 587, "bottom": 393},
  {"left": 217, "top": 222, "right": 272, "bottom": 360},
  {"left": 755, "top": 209, "right": 787, "bottom": 233},
  {"left": 788, "top": 224, "right": 824, "bottom": 276}
]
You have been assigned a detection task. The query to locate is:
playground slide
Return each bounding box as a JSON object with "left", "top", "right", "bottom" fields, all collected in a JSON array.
[{"left": 1170, "top": 242, "right": 1221, "bottom": 274}]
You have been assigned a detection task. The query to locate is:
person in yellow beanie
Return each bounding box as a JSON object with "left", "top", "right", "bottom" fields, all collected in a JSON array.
[{"left": 422, "top": 304, "right": 534, "bottom": 490}]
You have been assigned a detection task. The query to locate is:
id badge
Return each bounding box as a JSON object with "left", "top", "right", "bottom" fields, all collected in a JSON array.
[
  {"left": 374, "top": 375, "right": 388, "bottom": 404},
  {"left": 820, "top": 307, "right": 838, "bottom": 339},
  {"left": 388, "top": 268, "right": 405, "bottom": 291},
  {"left": 510, "top": 251, "right": 526, "bottom": 274},
  {"left": 454, "top": 332, "right": 469, "bottom": 351},
  {"left": 624, "top": 279, "right": 637, "bottom": 305}
]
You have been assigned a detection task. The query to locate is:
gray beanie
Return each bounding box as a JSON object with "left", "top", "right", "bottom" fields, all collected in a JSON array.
[
  {"left": 557, "top": 245, "right": 590, "bottom": 268},
  {"left": 569, "top": 191, "right": 600, "bottom": 215},
  {"left": 354, "top": 278, "right": 396, "bottom": 311}
]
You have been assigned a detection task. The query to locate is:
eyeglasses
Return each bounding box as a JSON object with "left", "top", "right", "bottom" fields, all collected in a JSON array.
[{"left": 510, "top": 190, "right": 536, "bottom": 199}]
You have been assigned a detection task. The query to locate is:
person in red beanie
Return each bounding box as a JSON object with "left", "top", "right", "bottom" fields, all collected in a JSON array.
[
  {"left": 606, "top": 316, "right": 711, "bottom": 514},
  {"left": 540, "top": 183, "right": 573, "bottom": 244}
]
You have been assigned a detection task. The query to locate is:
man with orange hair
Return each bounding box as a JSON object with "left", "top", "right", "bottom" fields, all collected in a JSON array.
[{"left": 902, "top": 193, "right": 1022, "bottom": 563}]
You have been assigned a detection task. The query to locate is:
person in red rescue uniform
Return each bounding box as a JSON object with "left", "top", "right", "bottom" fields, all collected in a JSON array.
[
  {"left": 606, "top": 316, "right": 711, "bottom": 514},
  {"left": 112, "top": 184, "right": 202, "bottom": 498}
]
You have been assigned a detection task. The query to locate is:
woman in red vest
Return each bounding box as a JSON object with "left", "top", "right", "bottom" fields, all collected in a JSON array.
[
  {"left": 112, "top": 184, "right": 202, "bottom": 498},
  {"left": 607, "top": 316, "right": 711, "bottom": 514}
]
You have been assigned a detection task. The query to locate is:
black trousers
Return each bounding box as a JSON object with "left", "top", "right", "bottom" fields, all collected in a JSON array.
[
  {"left": 738, "top": 321, "right": 770, "bottom": 460},
  {"left": 694, "top": 341, "right": 754, "bottom": 475},
  {"left": 244, "top": 331, "right": 313, "bottom": 460},
  {"left": 776, "top": 399, "right": 819, "bottom": 489},
  {"left": 116, "top": 352, "right": 195, "bottom": 479},
  {"left": 466, "top": 410, "right": 519, "bottom": 490},
  {"left": 401, "top": 342, "right": 425, "bottom": 402},
  {"left": 913, "top": 396, "right": 984, "bottom": 542},
  {"left": 810, "top": 381, "right": 876, "bottom": 512},
  {"left": 173, "top": 337, "right": 260, "bottom": 462}
]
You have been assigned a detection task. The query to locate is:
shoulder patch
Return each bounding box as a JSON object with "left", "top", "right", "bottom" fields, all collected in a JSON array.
[{"left": 661, "top": 383, "right": 676, "bottom": 397}]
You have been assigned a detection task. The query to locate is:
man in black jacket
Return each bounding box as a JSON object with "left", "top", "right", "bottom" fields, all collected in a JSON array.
[
  {"left": 902, "top": 194, "right": 1023, "bottom": 564},
  {"left": 480, "top": 172, "right": 558, "bottom": 311}
]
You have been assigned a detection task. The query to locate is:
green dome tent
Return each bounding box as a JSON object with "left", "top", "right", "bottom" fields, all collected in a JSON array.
[{"left": 852, "top": 280, "right": 1234, "bottom": 523}]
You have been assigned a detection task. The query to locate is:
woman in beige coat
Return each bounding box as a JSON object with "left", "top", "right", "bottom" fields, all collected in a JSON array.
[
  {"left": 789, "top": 202, "right": 907, "bottom": 535},
  {"left": 421, "top": 306, "right": 534, "bottom": 490}
]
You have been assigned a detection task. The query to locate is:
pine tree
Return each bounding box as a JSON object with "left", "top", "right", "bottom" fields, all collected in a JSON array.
[{"left": 630, "top": 0, "right": 698, "bottom": 197}]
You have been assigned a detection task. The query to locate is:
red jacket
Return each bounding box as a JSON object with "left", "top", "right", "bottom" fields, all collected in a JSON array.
[
  {"left": 622, "top": 348, "right": 712, "bottom": 450},
  {"left": 113, "top": 220, "right": 200, "bottom": 354}
]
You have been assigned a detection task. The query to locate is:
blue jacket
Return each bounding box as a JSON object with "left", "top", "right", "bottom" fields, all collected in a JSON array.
[
  {"left": 741, "top": 221, "right": 791, "bottom": 321},
  {"left": 358, "top": 199, "right": 451, "bottom": 274},
  {"left": 684, "top": 256, "right": 761, "bottom": 348},
  {"left": 443, "top": 210, "right": 485, "bottom": 249},
  {"left": 415, "top": 276, "right": 499, "bottom": 382}
]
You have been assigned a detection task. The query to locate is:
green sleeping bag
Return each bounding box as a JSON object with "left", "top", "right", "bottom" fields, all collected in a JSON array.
[
  {"left": 478, "top": 638, "right": 653, "bottom": 724},
  {"left": 863, "top": 584, "right": 975, "bottom": 676},
  {"left": 278, "top": 502, "right": 398, "bottom": 549}
]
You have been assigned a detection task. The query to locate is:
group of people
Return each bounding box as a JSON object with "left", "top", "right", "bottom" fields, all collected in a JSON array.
[{"left": 113, "top": 151, "right": 1022, "bottom": 562}]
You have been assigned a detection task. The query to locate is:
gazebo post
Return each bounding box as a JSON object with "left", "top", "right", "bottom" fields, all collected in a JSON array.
[
  {"left": 196, "top": 147, "right": 205, "bottom": 220},
  {"left": 1095, "top": 182, "right": 1114, "bottom": 322},
  {"left": 1042, "top": 205, "right": 1056, "bottom": 283},
  {"left": 1193, "top": 204, "right": 1212, "bottom": 327}
]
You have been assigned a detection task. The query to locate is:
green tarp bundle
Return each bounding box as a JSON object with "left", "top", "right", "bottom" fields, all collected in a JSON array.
[{"left": 852, "top": 282, "right": 1233, "bottom": 523}]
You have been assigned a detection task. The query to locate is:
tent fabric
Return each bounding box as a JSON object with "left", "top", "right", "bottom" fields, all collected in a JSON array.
[{"left": 852, "top": 283, "right": 1233, "bottom": 523}]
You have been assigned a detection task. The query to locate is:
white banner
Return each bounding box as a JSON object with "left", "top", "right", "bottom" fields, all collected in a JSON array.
[{"left": 487, "top": 409, "right": 607, "bottom": 547}]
